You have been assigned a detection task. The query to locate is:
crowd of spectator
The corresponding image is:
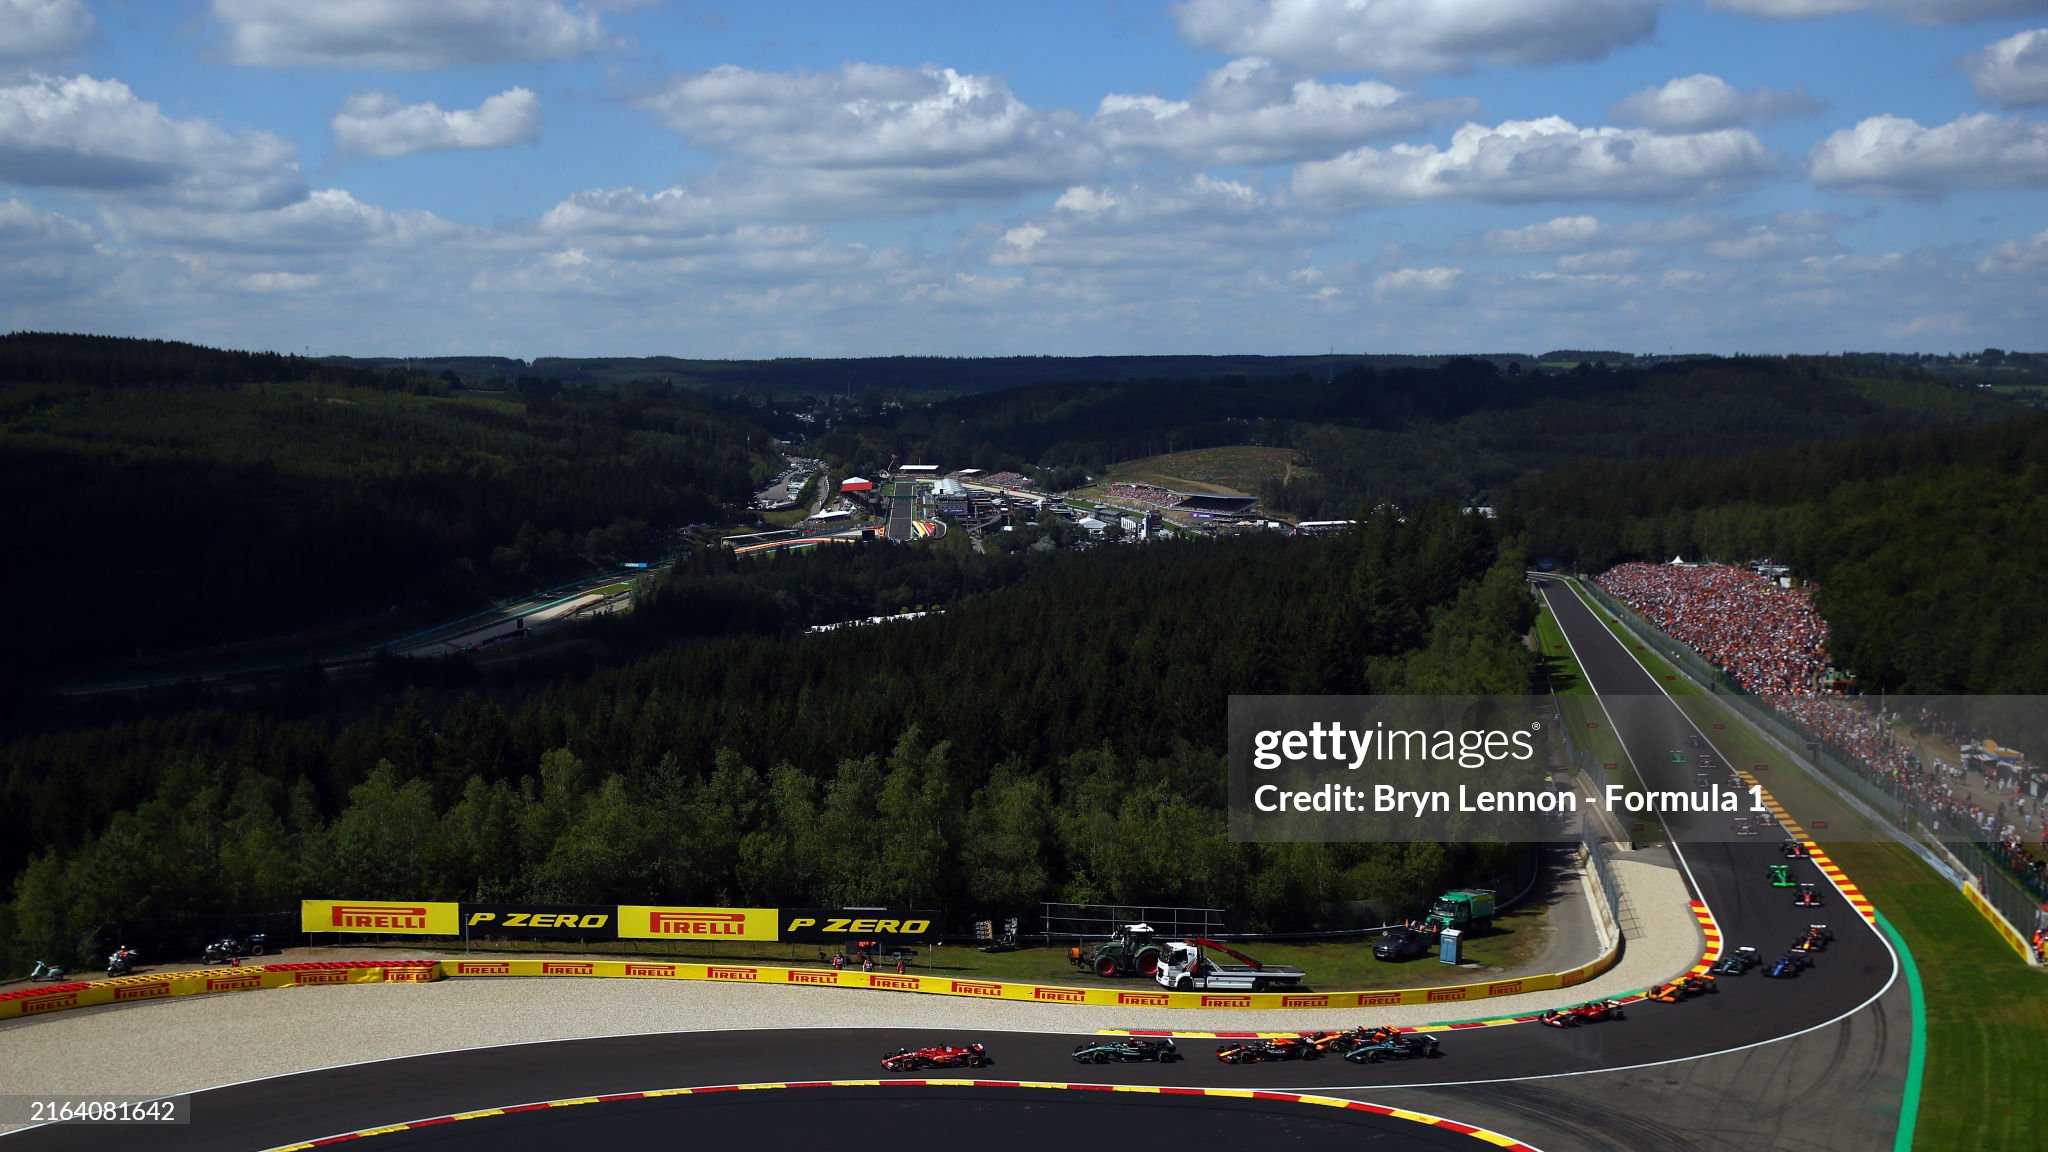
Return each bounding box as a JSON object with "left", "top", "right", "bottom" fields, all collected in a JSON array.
[
  {"left": 1598, "top": 560, "right": 2048, "bottom": 900},
  {"left": 977, "top": 471, "right": 1031, "bottom": 489},
  {"left": 1100, "top": 482, "right": 1180, "bottom": 508},
  {"left": 1598, "top": 563, "right": 1831, "bottom": 696}
]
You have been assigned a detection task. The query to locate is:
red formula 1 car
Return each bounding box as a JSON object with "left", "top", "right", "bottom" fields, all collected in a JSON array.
[
  {"left": 1793, "top": 884, "right": 1824, "bottom": 908},
  {"left": 881, "top": 1043, "right": 989, "bottom": 1072},
  {"left": 1538, "top": 999, "right": 1627, "bottom": 1027}
]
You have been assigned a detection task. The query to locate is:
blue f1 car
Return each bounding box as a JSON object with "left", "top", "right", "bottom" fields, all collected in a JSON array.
[{"left": 1762, "top": 952, "right": 1812, "bottom": 978}]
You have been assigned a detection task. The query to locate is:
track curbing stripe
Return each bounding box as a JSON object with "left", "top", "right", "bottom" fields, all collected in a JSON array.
[{"left": 259, "top": 1079, "right": 1546, "bottom": 1152}]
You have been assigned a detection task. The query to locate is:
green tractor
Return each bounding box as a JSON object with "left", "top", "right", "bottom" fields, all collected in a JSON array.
[{"left": 1071, "top": 923, "right": 1167, "bottom": 978}]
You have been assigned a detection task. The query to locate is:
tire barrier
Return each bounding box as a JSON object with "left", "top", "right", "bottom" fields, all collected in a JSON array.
[
  {"left": 432, "top": 949, "right": 1618, "bottom": 1010},
  {"left": 257, "top": 1080, "right": 1547, "bottom": 1152},
  {"left": 1, "top": 961, "right": 438, "bottom": 1021}
]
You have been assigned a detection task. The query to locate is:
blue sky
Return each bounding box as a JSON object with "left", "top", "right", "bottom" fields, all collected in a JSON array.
[{"left": 2, "top": 0, "right": 2045, "bottom": 358}]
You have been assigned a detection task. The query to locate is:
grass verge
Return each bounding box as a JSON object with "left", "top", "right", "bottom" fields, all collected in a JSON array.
[
  {"left": 369, "top": 902, "right": 1559, "bottom": 993},
  {"left": 1104, "top": 445, "right": 1303, "bottom": 494}
]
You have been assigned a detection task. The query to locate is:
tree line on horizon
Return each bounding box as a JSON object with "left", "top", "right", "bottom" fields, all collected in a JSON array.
[
  {"left": 0, "top": 335, "right": 774, "bottom": 697},
  {"left": 1503, "top": 413, "right": 2048, "bottom": 709}
]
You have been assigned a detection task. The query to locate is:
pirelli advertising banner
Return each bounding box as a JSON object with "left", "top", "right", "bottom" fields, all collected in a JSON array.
[
  {"left": 616, "top": 905, "right": 779, "bottom": 942},
  {"left": 302, "top": 900, "right": 926, "bottom": 943},
  {"left": 779, "top": 908, "right": 939, "bottom": 943},
  {"left": 462, "top": 904, "right": 617, "bottom": 941},
  {"left": 303, "top": 899, "right": 461, "bottom": 935}
]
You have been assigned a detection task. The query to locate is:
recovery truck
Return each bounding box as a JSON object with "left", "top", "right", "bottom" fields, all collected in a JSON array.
[
  {"left": 1154, "top": 937, "right": 1307, "bottom": 993},
  {"left": 1423, "top": 888, "right": 1495, "bottom": 934}
]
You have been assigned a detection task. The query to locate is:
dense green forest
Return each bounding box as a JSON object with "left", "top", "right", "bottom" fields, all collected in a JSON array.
[
  {"left": 325, "top": 352, "right": 1540, "bottom": 398},
  {"left": 1, "top": 512, "right": 1534, "bottom": 963},
  {"left": 0, "top": 334, "right": 770, "bottom": 693},
  {"left": 807, "top": 357, "right": 2011, "bottom": 520},
  {"left": 1504, "top": 414, "right": 2048, "bottom": 696}
]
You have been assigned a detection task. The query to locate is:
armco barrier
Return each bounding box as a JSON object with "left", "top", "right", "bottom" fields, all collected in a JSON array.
[
  {"left": 0, "top": 962, "right": 439, "bottom": 1021},
  {"left": 3, "top": 941, "right": 1620, "bottom": 1022}
]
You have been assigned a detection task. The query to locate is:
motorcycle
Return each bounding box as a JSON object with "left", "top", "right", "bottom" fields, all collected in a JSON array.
[
  {"left": 28, "top": 960, "right": 67, "bottom": 982},
  {"left": 106, "top": 948, "right": 141, "bottom": 977}
]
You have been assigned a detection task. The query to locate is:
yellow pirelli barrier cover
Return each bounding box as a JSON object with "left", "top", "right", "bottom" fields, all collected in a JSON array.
[
  {"left": 0, "top": 962, "right": 438, "bottom": 1021},
  {"left": 1961, "top": 880, "right": 2032, "bottom": 961},
  {"left": 1, "top": 933, "right": 1620, "bottom": 1021},
  {"left": 424, "top": 936, "right": 1619, "bottom": 1010},
  {"left": 615, "top": 905, "right": 778, "bottom": 942},
  {"left": 303, "top": 899, "right": 461, "bottom": 935}
]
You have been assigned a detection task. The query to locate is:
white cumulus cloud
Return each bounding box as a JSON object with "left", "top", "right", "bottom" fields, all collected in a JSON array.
[
  {"left": 0, "top": 0, "right": 95, "bottom": 64},
  {"left": 1708, "top": 0, "right": 2048, "bottom": 24},
  {"left": 1703, "top": 213, "right": 1837, "bottom": 260},
  {"left": 641, "top": 63, "right": 1094, "bottom": 214},
  {"left": 1970, "top": 29, "right": 2048, "bottom": 107},
  {"left": 1808, "top": 112, "right": 2048, "bottom": 195},
  {"left": 0, "top": 73, "right": 303, "bottom": 210},
  {"left": 106, "top": 188, "right": 464, "bottom": 254},
  {"left": 1372, "top": 266, "right": 1462, "bottom": 302},
  {"left": 1978, "top": 227, "right": 2048, "bottom": 273},
  {"left": 333, "top": 88, "right": 540, "bottom": 156},
  {"left": 1293, "top": 117, "right": 1774, "bottom": 206},
  {"left": 211, "top": 0, "right": 612, "bottom": 70},
  {"left": 1171, "top": 0, "right": 1662, "bottom": 77},
  {"left": 1093, "top": 56, "right": 1477, "bottom": 165},
  {"left": 1610, "top": 74, "right": 1820, "bottom": 133},
  {"left": 1557, "top": 248, "right": 1641, "bottom": 272},
  {"left": 1478, "top": 215, "right": 1605, "bottom": 254},
  {"left": 0, "top": 193, "right": 91, "bottom": 249},
  {"left": 992, "top": 175, "right": 1315, "bottom": 272}
]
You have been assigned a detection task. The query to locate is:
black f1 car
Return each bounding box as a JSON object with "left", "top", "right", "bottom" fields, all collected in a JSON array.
[
  {"left": 1714, "top": 946, "right": 1761, "bottom": 975},
  {"left": 882, "top": 1043, "right": 988, "bottom": 1071},
  {"left": 1539, "top": 1000, "right": 1626, "bottom": 1027},
  {"left": 1343, "top": 1032, "right": 1440, "bottom": 1063},
  {"left": 1072, "top": 1037, "right": 1179, "bottom": 1064}
]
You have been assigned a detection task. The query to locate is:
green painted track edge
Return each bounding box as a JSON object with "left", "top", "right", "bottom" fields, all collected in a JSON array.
[{"left": 1875, "top": 910, "right": 1925, "bottom": 1152}]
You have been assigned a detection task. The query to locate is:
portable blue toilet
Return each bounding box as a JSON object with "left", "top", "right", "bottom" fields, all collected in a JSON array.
[{"left": 1439, "top": 928, "right": 1463, "bottom": 965}]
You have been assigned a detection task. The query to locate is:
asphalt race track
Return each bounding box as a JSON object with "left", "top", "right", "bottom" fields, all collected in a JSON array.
[{"left": 1, "top": 579, "right": 1907, "bottom": 1152}]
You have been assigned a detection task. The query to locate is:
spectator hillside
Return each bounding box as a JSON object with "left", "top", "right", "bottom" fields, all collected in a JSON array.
[
  {"left": 1597, "top": 561, "right": 2046, "bottom": 895},
  {"left": 1597, "top": 563, "right": 1831, "bottom": 697}
]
